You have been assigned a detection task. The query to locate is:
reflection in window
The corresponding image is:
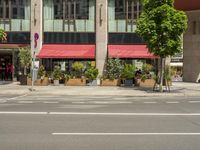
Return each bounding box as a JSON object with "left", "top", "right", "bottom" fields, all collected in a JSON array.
[
  {"left": 115, "top": 0, "right": 142, "bottom": 20},
  {"left": 0, "top": 0, "right": 30, "bottom": 31},
  {"left": 53, "top": 0, "right": 89, "bottom": 20}
]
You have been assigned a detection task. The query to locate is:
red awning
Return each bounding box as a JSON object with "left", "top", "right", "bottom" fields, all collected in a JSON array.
[
  {"left": 108, "top": 45, "right": 157, "bottom": 59},
  {"left": 37, "top": 44, "right": 95, "bottom": 59}
]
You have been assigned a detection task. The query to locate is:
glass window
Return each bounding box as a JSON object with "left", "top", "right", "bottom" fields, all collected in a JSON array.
[
  {"left": 53, "top": 0, "right": 89, "bottom": 20},
  {"left": 44, "top": 0, "right": 95, "bottom": 32},
  {"left": 11, "top": 0, "right": 25, "bottom": 19},
  {"left": 0, "top": 0, "right": 30, "bottom": 31},
  {"left": 115, "top": 0, "right": 142, "bottom": 20}
]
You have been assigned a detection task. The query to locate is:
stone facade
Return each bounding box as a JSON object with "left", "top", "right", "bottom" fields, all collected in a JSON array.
[{"left": 183, "top": 10, "right": 200, "bottom": 82}]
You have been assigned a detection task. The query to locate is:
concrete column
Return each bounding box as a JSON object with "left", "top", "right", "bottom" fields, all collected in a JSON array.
[
  {"left": 31, "top": 0, "right": 43, "bottom": 55},
  {"left": 96, "top": 0, "right": 108, "bottom": 77},
  {"left": 183, "top": 10, "right": 200, "bottom": 82}
]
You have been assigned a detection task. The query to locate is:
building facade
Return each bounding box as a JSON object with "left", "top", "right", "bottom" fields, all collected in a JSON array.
[
  {"left": 175, "top": 0, "right": 200, "bottom": 82},
  {"left": 0, "top": 0, "right": 167, "bottom": 81}
]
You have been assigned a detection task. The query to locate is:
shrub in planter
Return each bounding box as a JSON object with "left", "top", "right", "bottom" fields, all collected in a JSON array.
[
  {"left": 64, "top": 73, "right": 86, "bottom": 86},
  {"left": 136, "top": 64, "right": 156, "bottom": 88},
  {"left": 72, "top": 61, "right": 84, "bottom": 78},
  {"left": 84, "top": 66, "right": 99, "bottom": 86},
  {"left": 142, "top": 63, "right": 153, "bottom": 74},
  {"left": 101, "top": 59, "right": 122, "bottom": 86},
  {"left": 18, "top": 47, "right": 31, "bottom": 85},
  {"left": 52, "top": 66, "right": 62, "bottom": 85},
  {"left": 121, "top": 64, "right": 135, "bottom": 86}
]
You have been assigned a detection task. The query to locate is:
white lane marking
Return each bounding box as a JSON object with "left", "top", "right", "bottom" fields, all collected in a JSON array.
[
  {"left": 92, "top": 101, "right": 132, "bottom": 104},
  {"left": 17, "top": 101, "right": 33, "bottom": 104},
  {"left": 94, "top": 101, "right": 109, "bottom": 104},
  {"left": 144, "top": 102, "right": 157, "bottom": 104},
  {"left": 6, "top": 94, "right": 28, "bottom": 101},
  {"left": 52, "top": 133, "right": 200, "bottom": 136},
  {"left": 188, "top": 101, "right": 200, "bottom": 103},
  {"left": 43, "top": 102, "right": 59, "bottom": 104},
  {"left": 118, "top": 102, "right": 132, "bottom": 104},
  {"left": 72, "top": 102, "right": 85, "bottom": 104},
  {"left": 48, "top": 112, "right": 200, "bottom": 116},
  {"left": 166, "top": 101, "right": 179, "bottom": 104},
  {"left": 0, "top": 112, "right": 47, "bottom": 114},
  {"left": 1, "top": 112, "right": 200, "bottom": 116}
]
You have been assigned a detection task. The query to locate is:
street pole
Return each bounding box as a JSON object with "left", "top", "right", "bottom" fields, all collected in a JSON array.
[{"left": 31, "top": 51, "right": 35, "bottom": 91}]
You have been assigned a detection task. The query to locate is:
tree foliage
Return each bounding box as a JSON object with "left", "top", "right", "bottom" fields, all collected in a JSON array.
[
  {"left": 0, "top": 28, "right": 7, "bottom": 41},
  {"left": 136, "top": 0, "right": 187, "bottom": 57},
  {"left": 136, "top": 0, "right": 187, "bottom": 92},
  {"left": 18, "top": 47, "right": 32, "bottom": 75}
]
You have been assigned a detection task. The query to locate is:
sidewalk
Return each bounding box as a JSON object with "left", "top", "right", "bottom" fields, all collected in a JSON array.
[{"left": 0, "top": 81, "right": 200, "bottom": 97}]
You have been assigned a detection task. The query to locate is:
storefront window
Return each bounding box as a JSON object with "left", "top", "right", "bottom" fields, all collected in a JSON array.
[
  {"left": 44, "top": 0, "right": 95, "bottom": 32},
  {"left": 0, "top": 0, "right": 30, "bottom": 31},
  {"left": 109, "top": 0, "right": 142, "bottom": 32}
]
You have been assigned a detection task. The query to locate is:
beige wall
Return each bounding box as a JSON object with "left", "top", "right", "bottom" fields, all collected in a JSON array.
[
  {"left": 31, "top": 0, "right": 43, "bottom": 56},
  {"left": 96, "top": 0, "right": 108, "bottom": 77},
  {"left": 183, "top": 10, "right": 200, "bottom": 82}
]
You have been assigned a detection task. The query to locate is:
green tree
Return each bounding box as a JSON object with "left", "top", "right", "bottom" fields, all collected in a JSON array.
[
  {"left": 0, "top": 28, "right": 7, "bottom": 41},
  {"left": 136, "top": 0, "right": 187, "bottom": 92},
  {"left": 18, "top": 47, "right": 32, "bottom": 75}
]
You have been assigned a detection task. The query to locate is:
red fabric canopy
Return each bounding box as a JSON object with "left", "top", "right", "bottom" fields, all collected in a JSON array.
[
  {"left": 108, "top": 45, "right": 157, "bottom": 59},
  {"left": 37, "top": 44, "right": 95, "bottom": 59}
]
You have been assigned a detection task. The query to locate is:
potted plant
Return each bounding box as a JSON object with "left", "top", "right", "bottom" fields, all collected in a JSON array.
[
  {"left": 121, "top": 64, "right": 135, "bottom": 86},
  {"left": 65, "top": 62, "right": 86, "bottom": 86},
  {"left": 101, "top": 59, "right": 123, "bottom": 86},
  {"left": 52, "top": 65, "right": 62, "bottom": 86},
  {"left": 84, "top": 63, "right": 99, "bottom": 86},
  {"left": 137, "top": 64, "right": 155, "bottom": 88},
  {"left": 18, "top": 47, "right": 31, "bottom": 85}
]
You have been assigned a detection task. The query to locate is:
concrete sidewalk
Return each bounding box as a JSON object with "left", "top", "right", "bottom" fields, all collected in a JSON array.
[{"left": 0, "top": 81, "right": 200, "bottom": 97}]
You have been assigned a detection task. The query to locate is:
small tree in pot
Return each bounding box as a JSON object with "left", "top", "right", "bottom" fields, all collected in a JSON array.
[
  {"left": 121, "top": 64, "right": 135, "bottom": 86},
  {"left": 65, "top": 62, "right": 86, "bottom": 86},
  {"left": 18, "top": 47, "right": 32, "bottom": 85},
  {"left": 84, "top": 63, "right": 99, "bottom": 86},
  {"left": 72, "top": 62, "right": 84, "bottom": 78},
  {"left": 52, "top": 65, "right": 62, "bottom": 86},
  {"left": 101, "top": 59, "right": 123, "bottom": 86}
]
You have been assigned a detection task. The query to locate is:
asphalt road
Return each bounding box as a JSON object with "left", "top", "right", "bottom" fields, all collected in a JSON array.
[{"left": 1, "top": 95, "right": 200, "bottom": 150}]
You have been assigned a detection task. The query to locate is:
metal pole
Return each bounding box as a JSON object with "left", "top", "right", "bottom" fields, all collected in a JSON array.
[{"left": 31, "top": 51, "right": 35, "bottom": 91}]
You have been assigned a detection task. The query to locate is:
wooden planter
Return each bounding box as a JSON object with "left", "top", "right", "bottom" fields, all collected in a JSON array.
[
  {"left": 65, "top": 79, "right": 86, "bottom": 86},
  {"left": 27, "top": 77, "right": 49, "bottom": 86},
  {"left": 137, "top": 79, "right": 155, "bottom": 88},
  {"left": 101, "top": 79, "right": 121, "bottom": 86}
]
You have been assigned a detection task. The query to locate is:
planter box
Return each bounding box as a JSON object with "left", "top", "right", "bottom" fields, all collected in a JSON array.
[
  {"left": 19, "top": 75, "right": 27, "bottom": 85},
  {"left": 65, "top": 79, "right": 86, "bottom": 86},
  {"left": 27, "top": 77, "right": 49, "bottom": 86},
  {"left": 87, "top": 80, "right": 98, "bottom": 86},
  {"left": 101, "top": 79, "right": 120, "bottom": 86},
  {"left": 124, "top": 79, "right": 133, "bottom": 87},
  {"left": 54, "top": 80, "right": 59, "bottom": 86},
  {"left": 138, "top": 79, "right": 155, "bottom": 88}
]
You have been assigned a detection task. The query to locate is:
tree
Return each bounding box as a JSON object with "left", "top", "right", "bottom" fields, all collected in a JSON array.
[
  {"left": 0, "top": 28, "right": 7, "bottom": 41},
  {"left": 18, "top": 47, "right": 32, "bottom": 75},
  {"left": 136, "top": 0, "right": 187, "bottom": 92}
]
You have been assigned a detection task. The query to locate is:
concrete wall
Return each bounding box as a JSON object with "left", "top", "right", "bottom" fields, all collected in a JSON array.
[
  {"left": 183, "top": 10, "right": 200, "bottom": 82},
  {"left": 96, "top": 0, "right": 108, "bottom": 77}
]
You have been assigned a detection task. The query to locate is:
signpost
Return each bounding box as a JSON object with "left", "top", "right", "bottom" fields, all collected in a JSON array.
[{"left": 31, "top": 33, "right": 39, "bottom": 91}]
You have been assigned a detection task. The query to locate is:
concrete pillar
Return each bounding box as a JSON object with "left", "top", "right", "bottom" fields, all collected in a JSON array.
[
  {"left": 96, "top": 0, "right": 108, "bottom": 77},
  {"left": 183, "top": 10, "right": 200, "bottom": 82},
  {"left": 31, "top": 0, "right": 43, "bottom": 55}
]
